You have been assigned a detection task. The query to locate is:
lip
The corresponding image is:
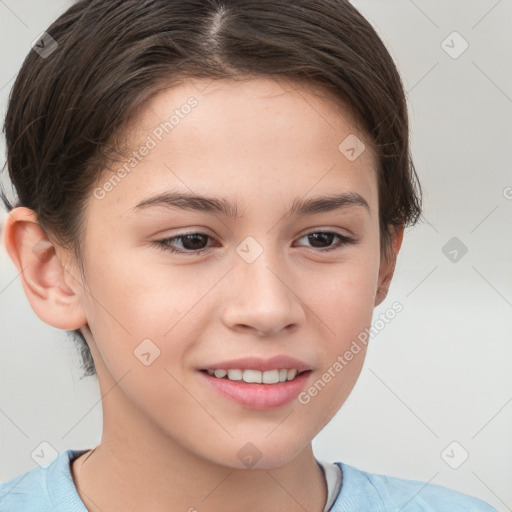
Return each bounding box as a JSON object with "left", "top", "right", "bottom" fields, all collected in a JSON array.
[
  {"left": 198, "top": 370, "right": 311, "bottom": 410},
  {"left": 200, "top": 355, "right": 312, "bottom": 373}
]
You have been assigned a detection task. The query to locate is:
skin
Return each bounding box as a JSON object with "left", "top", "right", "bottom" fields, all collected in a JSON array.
[{"left": 3, "top": 76, "right": 403, "bottom": 512}]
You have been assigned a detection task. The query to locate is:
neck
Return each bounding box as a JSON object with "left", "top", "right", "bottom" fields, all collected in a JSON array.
[
  {"left": 70, "top": 330, "right": 330, "bottom": 512},
  {"left": 72, "top": 439, "right": 327, "bottom": 512},
  {"left": 71, "top": 388, "right": 327, "bottom": 512}
]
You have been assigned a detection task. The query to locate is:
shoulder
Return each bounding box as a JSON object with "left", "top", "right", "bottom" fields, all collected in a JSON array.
[
  {"left": 0, "top": 449, "right": 88, "bottom": 512},
  {"left": 329, "top": 462, "right": 499, "bottom": 512},
  {"left": 0, "top": 464, "right": 49, "bottom": 511}
]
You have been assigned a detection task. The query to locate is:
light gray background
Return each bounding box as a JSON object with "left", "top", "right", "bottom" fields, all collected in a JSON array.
[{"left": 0, "top": 1, "right": 511, "bottom": 510}]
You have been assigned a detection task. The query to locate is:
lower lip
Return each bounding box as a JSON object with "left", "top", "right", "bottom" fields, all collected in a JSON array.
[{"left": 199, "top": 371, "right": 311, "bottom": 410}]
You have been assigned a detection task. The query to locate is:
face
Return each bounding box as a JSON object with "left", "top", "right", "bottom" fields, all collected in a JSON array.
[{"left": 67, "top": 76, "right": 395, "bottom": 468}]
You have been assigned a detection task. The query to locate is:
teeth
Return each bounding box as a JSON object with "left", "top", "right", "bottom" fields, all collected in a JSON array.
[
  {"left": 243, "top": 369, "right": 262, "bottom": 383},
  {"left": 227, "top": 369, "right": 243, "bottom": 381},
  {"left": 262, "top": 369, "right": 279, "bottom": 384},
  {"left": 287, "top": 369, "right": 298, "bottom": 380},
  {"left": 206, "top": 368, "right": 302, "bottom": 384}
]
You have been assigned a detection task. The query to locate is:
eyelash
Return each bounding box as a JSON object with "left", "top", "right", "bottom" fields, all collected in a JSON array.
[{"left": 151, "top": 230, "right": 355, "bottom": 256}]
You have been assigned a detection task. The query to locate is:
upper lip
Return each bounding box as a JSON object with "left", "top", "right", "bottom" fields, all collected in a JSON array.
[{"left": 201, "top": 356, "right": 311, "bottom": 372}]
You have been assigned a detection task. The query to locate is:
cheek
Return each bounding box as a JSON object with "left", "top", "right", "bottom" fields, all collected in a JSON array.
[
  {"left": 79, "top": 262, "right": 197, "bottom": 420},
  {"left": 302, "top": 252, "right": 380, "bottom": 338},
  {"left": 297, "top": 251, "right": 378, "bottom": 409},
  {"left": 80, "top": 252, "right": 212, "bottom": 376}
]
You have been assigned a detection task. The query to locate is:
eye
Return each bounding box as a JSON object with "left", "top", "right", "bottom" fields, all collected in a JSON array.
[
  {"left": 151, "top": 232, "right": 215, "bottom": 255},
  {"left": 151, "top": 230, "right": 355, "bottom": 256},
  {"left": 294, "top": 231, "right": 355, "bottom": 252}
]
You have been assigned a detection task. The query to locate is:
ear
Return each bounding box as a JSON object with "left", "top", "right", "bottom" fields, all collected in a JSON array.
[
  {"left": 374, "top": 224, "right": 404, "bottom": 307},
  {"left": 2, "top": 207, "right": 87, "bottom": 330}
]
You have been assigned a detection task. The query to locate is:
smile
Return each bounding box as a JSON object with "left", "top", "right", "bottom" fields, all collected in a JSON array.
[{"left": 205, "top": 368, "right": 301, "bottom": 384}]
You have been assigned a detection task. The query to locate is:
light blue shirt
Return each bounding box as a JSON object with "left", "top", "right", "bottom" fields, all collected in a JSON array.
[{"left": 0, "top": 449, "right": 498, "bottom": 511}]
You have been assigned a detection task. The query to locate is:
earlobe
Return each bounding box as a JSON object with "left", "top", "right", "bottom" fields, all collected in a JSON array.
[
  {"left": 2, "top": 207, "right": 88, "bottom": 330},
  {"left": 374, "top": 224, "right": 404, "bottom": 307}
]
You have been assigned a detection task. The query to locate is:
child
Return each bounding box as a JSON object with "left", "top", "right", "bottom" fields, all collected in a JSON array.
[{"left": 0, "top": 0, "right": 499, "bottom": 510}]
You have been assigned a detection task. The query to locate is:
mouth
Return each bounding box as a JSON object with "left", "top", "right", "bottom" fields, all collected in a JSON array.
[
  {"left": 198, "top": 356, "right": 312, "bottom": 410},
  {"left": 200, "top": 368, "right": 306, "bottom": 384}
]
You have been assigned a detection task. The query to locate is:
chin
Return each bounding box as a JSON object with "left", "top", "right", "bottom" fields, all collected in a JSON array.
[{"left": 202, "top": 437, "right": 311, "bottom": 471}]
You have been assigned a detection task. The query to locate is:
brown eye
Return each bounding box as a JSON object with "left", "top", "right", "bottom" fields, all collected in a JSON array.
[
  {"left": 295, "top": 231, "right": 355, "bottom": 252},
  {"left": 152, "top": 232, "right": 214, "bottom": 255},
  {"left": 152, "top": 230, "right": 355, "bottom": 256}
]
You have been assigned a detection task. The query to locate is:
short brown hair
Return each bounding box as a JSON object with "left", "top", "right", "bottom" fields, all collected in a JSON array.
[{"left": 1, "top": 0, "right": 423, "bottom": 378}]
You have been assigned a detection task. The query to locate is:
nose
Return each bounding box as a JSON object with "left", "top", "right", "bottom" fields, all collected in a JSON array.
[{"left": 221, "top": 246, "right": 305, "bottom": 337}]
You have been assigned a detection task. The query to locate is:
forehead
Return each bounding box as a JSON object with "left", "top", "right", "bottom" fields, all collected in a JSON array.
[
  {"left": 89, "top": 76, "right": 378, "bottom": 221},
  {"left": 125, "top": 75, "right": 369, "bottom": 155}
]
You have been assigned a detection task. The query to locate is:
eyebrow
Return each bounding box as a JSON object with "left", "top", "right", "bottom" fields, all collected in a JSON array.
[{"left": 132, "top": 190, "right": 370, "bottom": 218}]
